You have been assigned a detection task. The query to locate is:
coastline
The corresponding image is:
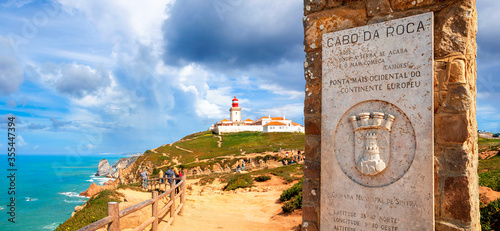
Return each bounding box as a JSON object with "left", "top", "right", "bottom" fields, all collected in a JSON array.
[{"left": 0, "top": 154, "right": 124, "bottom": 231}]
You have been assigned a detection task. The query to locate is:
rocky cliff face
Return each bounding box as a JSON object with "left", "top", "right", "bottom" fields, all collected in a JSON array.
[
  {"left": 96, "top": 159, "right": 113, "bottom": 176},
  {"left": 96, "top": 156, "right": 139, "bottom": 178},
  {"left": 113, "top": 156, "right": 139, "bottom": 170}
]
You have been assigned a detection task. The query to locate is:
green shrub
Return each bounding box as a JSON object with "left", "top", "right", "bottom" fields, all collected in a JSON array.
[
  {"left": 481, "top": 199, "right": 500, "bottom": 230},
  {"left": 224, "top": 174, "right": 254, "bottom": 191},
  {"left": 280, "top": 180, "right": 302, "bottom": 213},
  {"left": 254, "top": 175, "right": 271, "bottom": 182},
  {"left": 56, "top": 190, "right": 123, "bottom": 231},
  {"left": 479, "top": 170, "right": 500, "bottom": 191},
  {"left": 280, "top": 179, "right": 302, "bottom": 201},
  {"left": 282, "top": 192, "right": 302, "bottom": 213}
]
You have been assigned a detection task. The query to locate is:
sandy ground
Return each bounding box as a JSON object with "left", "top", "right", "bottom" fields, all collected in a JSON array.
[{"left": 113, "top": 176, "right": 302, "bottom": 231}]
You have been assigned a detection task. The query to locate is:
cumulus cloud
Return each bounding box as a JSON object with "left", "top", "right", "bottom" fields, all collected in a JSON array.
[
  {"left": 37, "top": 63, "right": 111, "bottom": 98},
  {"left": 17, "top": 135, "right": 28, "bottom": 147},
  {"left": 0, "top": 56, "right": 24, "bottom": 95},
  {"left": 162, "top": 0, "right": 303, "bottom": 68},
  {"left": 50, "top": 117, "right": 71, "bottom": 131}
]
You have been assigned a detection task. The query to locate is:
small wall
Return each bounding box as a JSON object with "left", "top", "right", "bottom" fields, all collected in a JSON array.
[
  {"left": 302, "top": 0, "right": 478, "bottom": 230},
  {"left": 214, "top": 125, "right": 263, "bottom": 134}
]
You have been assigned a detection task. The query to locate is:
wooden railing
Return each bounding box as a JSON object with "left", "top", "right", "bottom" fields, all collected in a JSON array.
[{"left": 77, "top": 176, "right": 187, "bottom": 231}]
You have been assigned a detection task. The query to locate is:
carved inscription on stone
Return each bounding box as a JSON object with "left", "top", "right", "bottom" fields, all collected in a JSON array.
[{"left": 321, "top": 13, "right": 434, "bottom": 230}]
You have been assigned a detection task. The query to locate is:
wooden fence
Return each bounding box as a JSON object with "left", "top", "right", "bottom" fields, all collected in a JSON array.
[{"left": 77, "top": 176, "right": 187, "bottom": 231}]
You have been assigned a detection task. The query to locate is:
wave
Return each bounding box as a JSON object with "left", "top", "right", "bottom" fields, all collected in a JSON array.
[
  {"left": 43, "top": 222, "right": 60, "bottom": 230},
  {"left": 86, "top": 179, "right": 94, "bottom": 182},
  {"left": 92, "top": 177, "right": 111, "bottom": 185},
  {"left": 25, "top": 197, "right": 39, "bottom": 201},
  {"left": 59, "top": 192, "right": 88, "bottom": 198}
]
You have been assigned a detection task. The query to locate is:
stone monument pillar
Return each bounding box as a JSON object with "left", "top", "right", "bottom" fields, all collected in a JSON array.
[{"left": 302, "top": 1, "right": 478, "bottom": 230}]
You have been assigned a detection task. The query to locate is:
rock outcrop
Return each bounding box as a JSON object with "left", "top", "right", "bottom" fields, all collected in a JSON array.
[
  {"left": 480, "top": 186, "right": 500, "bottom": 204},
  {"left": 96, "top": 159, "right": 113, "bottom": 176},
  {"left": 80, "top": 179, "right": 120, "bottom": 197}
]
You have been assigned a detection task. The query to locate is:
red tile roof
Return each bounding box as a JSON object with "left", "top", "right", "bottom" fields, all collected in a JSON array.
[{"left": 263, "top": 121, "right": 287, "bottom": 126}]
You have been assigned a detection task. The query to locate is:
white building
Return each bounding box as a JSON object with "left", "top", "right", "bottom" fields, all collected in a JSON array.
[{"left": 212, "top": 97, "right": 304, "bottom": 134}]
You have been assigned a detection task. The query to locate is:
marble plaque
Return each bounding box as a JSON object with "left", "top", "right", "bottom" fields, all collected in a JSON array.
[{"left": 321, "top": 13, "right": 434, "bottom": 230}]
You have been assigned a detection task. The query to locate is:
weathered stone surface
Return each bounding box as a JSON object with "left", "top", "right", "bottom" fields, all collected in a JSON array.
[
  {"left": 434, "top": 1, "right": 477, "bottom": 57},
  {"left": 305, "top": 135, "right": 321, "bottom": 161},
  {"left": 435, "top": 221, "right": 466, "bottom": 231},
  {"left": 304, "top": 160, "right": 320, "bottom": 180},
  {"left": 321, "top": 13, "right": 434, "bottom": 230},
  {"left": 366, "top": 0, "right": 392, "bottom": 16},
  {"left": 390, "top": 0, "right": 435, "bottom": 11},
  {"left": 304, "top": 0, "right": 326, "bottom": 15},
  {"left": 303, "top": 8, "right": 367, "bottom": 52},
  {"left": 449, "top": 59, "right": 466, "bottom": 83},
  {"left": 442, "top": 84, "right": 471, "bottom": 112},
  {"left": 443, "top": 176, "right": 472, "bottom": 222},
  {"left": 305, "top": 115, "right": 321, "bottom": 135},
  {"left": 302, "top": 179, "right": 320, "bottom": 207},
  {"left": 435, "top": 113, "right": 469, "bottom": 144},
  {"left": 444, "top": 146, "right": 470, "bottom": 173}
]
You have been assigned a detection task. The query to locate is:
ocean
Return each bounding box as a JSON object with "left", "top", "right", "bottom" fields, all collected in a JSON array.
[{"left": 0, "top": 154, "right": 126, "bottom": 231}]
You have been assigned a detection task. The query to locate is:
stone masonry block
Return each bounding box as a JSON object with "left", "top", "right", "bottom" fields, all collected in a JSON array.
[
  {"left": 302, "top": 220, "right": 319, "bottom": 231},
  {"left": 390, "top": 0, "right": 435, "bottom": 11},
  {"left": 304, "top": 0, "right": 327, "bottom": 15},
  {"left": 435, "top": 113, "right": 469, "bottom": 144},
  {"left": 436, "top": 221, "right": 467, "bottom": 231},
  {"left": 305, "top": 50, "right": 322, "bottom": 82},
  {"left": 434, "top": 1, "right": 477, "bottom": 57},
  {"left": 302, "top": 206, "right": 319, "bottom": 227},
  {"left": 444, "top": 146, "right": 470, "bottom": 174},
  {"left": 366, "top": 0, "right": 392, "bottom": 16},
  {"left": 304, "top": 159, "right": 321, "bottom": 180},
  {"left": 305, "top": 135, "right": 321, "bottom": 161},
  {"left": 443, "top": 176, "right": 472, "bottom": 223},
  {"left": 442, "top": 84, "right": 471, "bottom": 113},
  {"left": 302, "top": 179, "right": 320, "bottom": 207},
  {"left": 449, "top": 59, "right": 466, "bottom": 83},
  {"left": 305, "top": 114, "right": 321, "bottom": 135}
]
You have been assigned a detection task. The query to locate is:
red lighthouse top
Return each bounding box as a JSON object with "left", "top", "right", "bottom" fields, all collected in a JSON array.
[{"left": 232, "top": 96, "right": 239, "bottom": 107}]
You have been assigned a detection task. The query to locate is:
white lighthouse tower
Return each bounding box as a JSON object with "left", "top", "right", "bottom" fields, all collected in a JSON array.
[{"left": 229, "top": 96, "right": 241, "bottom": 122}]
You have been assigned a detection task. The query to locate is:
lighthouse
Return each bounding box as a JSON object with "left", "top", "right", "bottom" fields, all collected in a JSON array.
[{"left": 230, "top": 96, "right": 241, "bottom": 122}]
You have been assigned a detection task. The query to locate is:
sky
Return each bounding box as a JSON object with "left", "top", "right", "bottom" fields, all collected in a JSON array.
[{"left": 0, "top": 0, "right": 498, "bottom": 155}]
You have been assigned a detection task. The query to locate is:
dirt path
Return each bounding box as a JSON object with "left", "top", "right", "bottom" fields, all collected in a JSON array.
[{"left": 115, "top": 176, "right": 302, "bottom": 231}]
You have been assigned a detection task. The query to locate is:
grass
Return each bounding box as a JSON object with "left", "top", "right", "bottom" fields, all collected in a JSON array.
[
  {"left": 56, "top": 190, "right": 123, "bottom": 231},
  {"left": 478, "top": 137, "right": 500, "bottom": 153},
  {"left": 224, "top": 174, "right": 254, "bottom": 191},
  {"left": 117, "top": 182, "right": 143, "bottom": 191},
  {"left": 251, "top": 164, "right": 303, "bottom": 183},
  {"left": 153, "top": 131, "right": 304, "bottom": 165},
  {"left": 481, "top": 199, "right": 500, "bottom": 231}
]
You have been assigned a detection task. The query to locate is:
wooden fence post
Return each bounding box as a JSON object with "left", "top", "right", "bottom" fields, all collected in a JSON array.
[
  {"left": 170, "top": 178, "right": 176, "bottom": 225},
  {"left": 107, "top": 202, "right": 120, "bottom": 231},
  {"left": 180, "top": 175, "right": 187, "bottom": 215},
  {"left": 152, "top": 191, "right": 158, "bottom": 231}
]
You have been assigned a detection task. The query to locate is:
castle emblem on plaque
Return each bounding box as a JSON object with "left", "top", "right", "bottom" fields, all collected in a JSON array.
[{"left": 349, "top": 112, "right": 395, "bottom": 175}]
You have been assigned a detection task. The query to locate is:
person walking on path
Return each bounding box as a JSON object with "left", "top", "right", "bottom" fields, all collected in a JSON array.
[
  {"left": 174, "top": 167, "right": 181, "bottom": 194},
  {"left": 159, "top": 169, "right": 164, "bottom": 183},
  {"left": 141, "top": 170, "right": 148, "bottom": 189},
  {"left": 165, "top": 166, "right": 175, "bottom": 187}
]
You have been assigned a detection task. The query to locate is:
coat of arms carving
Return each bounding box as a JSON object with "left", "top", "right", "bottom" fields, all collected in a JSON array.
[{"left": 349, "top": 112, "right": 395, "bottom": 176}]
